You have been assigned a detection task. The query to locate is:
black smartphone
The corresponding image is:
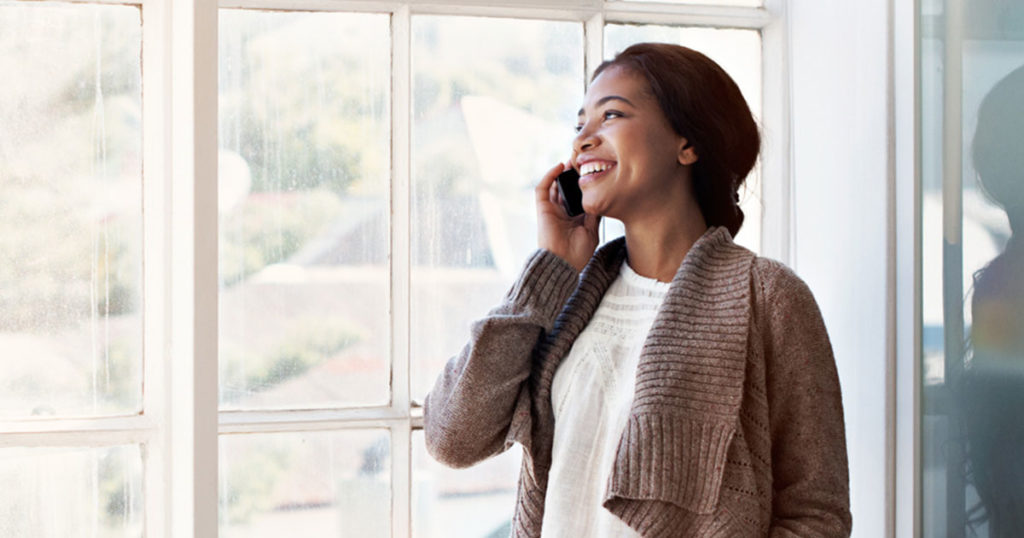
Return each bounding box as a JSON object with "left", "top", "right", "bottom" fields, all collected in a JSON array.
[{"left": 555, "top": 168, "right": 585, "bottom": 217}]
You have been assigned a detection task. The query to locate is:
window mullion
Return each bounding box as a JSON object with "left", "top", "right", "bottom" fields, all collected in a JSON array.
[
  {"left": 0, "top": 416, "right": 154, "bottom": 447},
  {"left": 390, "top": 5, "right": 413, "bottom": 538},
  {"left": 759, "top": 0, "right": 791, "bottom": 263},
  {"left": 940, "top": 0, "right": 966, "bottom": 534},
  {"left": 892, "top": 0, "right": 921, "bottom": 534},
  {"left": 218, "top": 407, "right": 413, "bottom": 433},
  {"left": 142, "top": 0, "right": 172, "bottom": 534},
  {"left": 390, "top": 5, "right": 412, "bottom": 432},
  {"left": 584, "top": 13, "right": 612, "bottom": 243},
  {"left": 167, "top": 0, "right": 219, "bottom": 535},
  {"left": 602, "top": 3, "right": 770, "bottom": 28}
]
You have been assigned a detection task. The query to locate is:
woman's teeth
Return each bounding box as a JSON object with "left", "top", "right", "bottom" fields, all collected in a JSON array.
[{"left": 580, "top": 162, "right": 613, "bottom": 176}]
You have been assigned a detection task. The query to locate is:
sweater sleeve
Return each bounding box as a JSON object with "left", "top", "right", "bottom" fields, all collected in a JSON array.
[
  {"left": 759, "top": 262, "right": 853, "bottom": 537},
  {"left": 423, "top": 249, "right": 578, "bottom": 469}
]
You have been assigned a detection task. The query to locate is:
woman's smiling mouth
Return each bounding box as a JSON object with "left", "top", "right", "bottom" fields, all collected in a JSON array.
[{"left": 578, "top": 160, "right": 616, "bottom": 186}]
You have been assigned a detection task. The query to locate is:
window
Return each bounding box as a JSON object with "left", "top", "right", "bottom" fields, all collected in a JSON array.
[
  {"left": 1, "top": 0, "right": 777, "bottom": 535},
  {"left": 0, "top": 3, "right": 144, "bottom": 535},
  {"left": 917, "top": 0, "right": 1024, "bottom": 536},
  {"left": 0, "top": 2, "right": 143, "bottom": 420}
]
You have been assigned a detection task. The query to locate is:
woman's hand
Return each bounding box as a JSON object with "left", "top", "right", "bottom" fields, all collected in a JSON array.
[{"left": 536, "top": 162, "right": 601, "bottom": 272}]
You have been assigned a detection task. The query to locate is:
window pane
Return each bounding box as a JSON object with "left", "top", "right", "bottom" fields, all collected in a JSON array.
[
  {"left": 0, "top": 2, "right": 142, "bottom": 418},
  {"left": 219, "top": 430, "right": 390, "bottom": 538},
  {"left": 0, "top": 445, "right": 143, "bottom": 537},
  {"left": 218, "top": 10, "right": 390, "bottom": 410},
  {"left": 919, "top": 3, "right": 1024, "bottom": 535},
  {"left": 410, "top": 15, "right": 584, "bottom": 401},
  {"left": 605, "top": 25, "right": 763, "bottom": 254},
  {"left": 412, "top": 430, "right": 520, "bottom": 538}
]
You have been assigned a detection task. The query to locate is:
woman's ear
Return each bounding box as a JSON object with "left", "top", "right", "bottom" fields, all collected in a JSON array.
[{"left": 678, "top": 139, "right": 698, "bottom": 166}]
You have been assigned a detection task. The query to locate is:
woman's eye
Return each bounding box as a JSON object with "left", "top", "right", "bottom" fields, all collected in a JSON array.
[{"left": 575, "top": 110, "right": 622, "bottom": 133}]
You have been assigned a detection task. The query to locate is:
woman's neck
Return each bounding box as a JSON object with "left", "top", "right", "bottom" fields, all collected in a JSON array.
[{"left": 623, "top": 207, "right": 708, "bottom": 283}]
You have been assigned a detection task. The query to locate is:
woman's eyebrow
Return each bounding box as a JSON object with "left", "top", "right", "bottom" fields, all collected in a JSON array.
[{"left": 577, "top": 95, "right": 636, "bottom": 117}]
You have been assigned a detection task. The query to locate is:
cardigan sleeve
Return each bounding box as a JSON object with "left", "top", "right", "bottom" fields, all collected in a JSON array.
[
  {"left": 759, "top": 261, "right": 853, "bottom": 537},
  {"left": 423, "top": 248, "right": 578, "bottom": 469}
]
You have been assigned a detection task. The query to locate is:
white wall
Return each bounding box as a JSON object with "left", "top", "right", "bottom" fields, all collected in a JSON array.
[{"left": 788, "top": 1, "right": 891, "bottom": 536}]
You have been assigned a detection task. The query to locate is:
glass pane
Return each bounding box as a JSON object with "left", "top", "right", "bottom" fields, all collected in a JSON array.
[
  {"left": 605, "top": 25, "right": 763, "bottom": 254},
  {"left": 219, "top": 430, "right": 390, "bottom": 538},
  {"left": 0, "top": 2, "right": 143, "bottom": 418},
  {"left": 412, "top": 430, "right": 520, "bottom": 538},
  {"left": 0, "top": 445, "right": 143, "bottom": 537},
  {"left": 919, "top": 0, "right": 1024, "bottom": 536},
  {"left": 410, "top": 16, "right": 585, "bottom": 401},
  {"left": 218, "top": 10, "right": 390, "bottom": 410}
]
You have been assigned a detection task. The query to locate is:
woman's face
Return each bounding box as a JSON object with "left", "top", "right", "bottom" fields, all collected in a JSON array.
[{"left": 572, "top": 66, "right": 696, "bottom": 221}]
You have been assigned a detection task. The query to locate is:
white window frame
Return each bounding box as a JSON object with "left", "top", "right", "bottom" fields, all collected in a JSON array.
[
  {"left": 893, "top": 0, "right": 920, "bottom": 536},
  {"left": 0, "top": 1, "right": 787, "bottom": 537}
]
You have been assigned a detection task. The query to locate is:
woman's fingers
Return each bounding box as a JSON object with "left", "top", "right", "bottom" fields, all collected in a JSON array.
[
  {"left": 535, "top": 162, "right": 565, "bottom": 204},
  {"left": 549, "top": 178, "right": 561, "bottom": 207}
]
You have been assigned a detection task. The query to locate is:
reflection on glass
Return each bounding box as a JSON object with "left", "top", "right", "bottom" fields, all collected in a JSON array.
[
  {"left": 605, "top": 24, "right": 763, "bottom": 254},
  {"left": 920, "top": 2, "right": 1024, "bottom": 535},
  {"left": 412, "top": 430, "right": 520, "bottom": 538},
  {"left": 0, "top": 2, "right": 142, "bottom": 418},
  {"left": 0, "top": 445, "right": 143, "bottom": 537},
  {"left": 960, "top": 64, "right": 1024, "bottom": 538},
  {"left": 410, "top": 16, "right": 585, "bottom": 401},
  {"left": 219, "top": 430, "right": 390, "bottom": 538},
  {"left": 218, "top": 10, "right": 390, "bottom": 410}
]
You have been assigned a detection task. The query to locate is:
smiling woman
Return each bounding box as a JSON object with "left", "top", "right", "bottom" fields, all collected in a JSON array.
[{"left": 424, "top": 43, "right": 851, "bottom": 538}]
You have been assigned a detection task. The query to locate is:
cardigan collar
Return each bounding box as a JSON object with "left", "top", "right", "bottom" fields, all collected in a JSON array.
[
  {"left": 538, "top": 225, "right": 755, "bottom": 401},
  {"left": 534, "top": 225, "right": 757, "bottom": 515}
]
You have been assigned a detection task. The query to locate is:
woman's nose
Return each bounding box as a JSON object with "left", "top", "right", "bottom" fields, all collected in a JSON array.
[{"left": 573, "top": 126, "right": 598, "bottom": 153}]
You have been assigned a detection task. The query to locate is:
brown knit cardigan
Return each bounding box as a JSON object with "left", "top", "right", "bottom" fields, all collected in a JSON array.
[{"left": 424, "top": 226, "right": 851, "bottom": 537}]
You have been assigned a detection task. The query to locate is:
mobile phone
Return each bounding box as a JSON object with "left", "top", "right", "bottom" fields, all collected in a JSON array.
[{"left": 555, "top": 168, "right": 585, "bottom": 217}]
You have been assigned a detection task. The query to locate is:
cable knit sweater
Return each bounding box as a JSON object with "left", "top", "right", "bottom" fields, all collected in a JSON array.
[{"left": 424, "top": 226, "right": 852, "bottom": 537}]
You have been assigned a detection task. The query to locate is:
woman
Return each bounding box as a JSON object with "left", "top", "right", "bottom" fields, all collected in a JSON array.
[{"left": 424, "top": 43, "right": 851, "bottom": 537}]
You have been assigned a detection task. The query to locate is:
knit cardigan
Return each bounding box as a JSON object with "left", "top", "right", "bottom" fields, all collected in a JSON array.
[{"left": 424, "top": 226, "right": 851, "bottom": 537}]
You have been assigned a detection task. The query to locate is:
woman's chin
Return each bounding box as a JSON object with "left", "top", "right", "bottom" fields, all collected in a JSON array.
[
  {"left": 581, "top": 197, "right": 611, "bottom": 219},
  {"left": 580, "top": 193, "right": 603, "bottom": 217}
]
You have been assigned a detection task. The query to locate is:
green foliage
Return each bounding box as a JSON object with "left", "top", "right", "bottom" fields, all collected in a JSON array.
[
  {"left": 220, "top": 442, "right": 292, "bottom": 525},
  {"left": 219, "top": 188, "right": 343, "bottom": 286},
  {"left": 219, "top": 11, "right": 390, "bottom": 197},
  {"left": 98, "top": 447, "right": 142, "bottom": 532},
  {"left": 97, "top": 338, "right": 141, "bottom": 411},
  {"left": 0, "top": 186, "right": 141, "bottom": 331},
  {"left": 0, "top": 5, "right": 142, "bottom": 332},
  {"left": 250, "top": 319, "right": 361, "bottom": 390},
  {"left": 220, "top": 317, "right": 363, "bottom": 403},
  {"left": 410, "top": 17, "right": 583, "bottom": 196}
]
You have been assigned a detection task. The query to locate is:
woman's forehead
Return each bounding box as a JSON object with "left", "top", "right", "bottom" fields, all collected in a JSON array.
[{"left": 581, "top": 66, "right": 652, "bottom": 110}]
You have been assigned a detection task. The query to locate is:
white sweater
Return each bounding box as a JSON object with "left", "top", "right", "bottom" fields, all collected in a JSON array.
[{"left": 541, "top": 261, "right": 669, "bottom": 537}]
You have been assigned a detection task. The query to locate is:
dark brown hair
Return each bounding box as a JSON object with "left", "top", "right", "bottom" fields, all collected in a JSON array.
[{"left": 594, "top": 43, "right": 760, "bottom": 238}]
